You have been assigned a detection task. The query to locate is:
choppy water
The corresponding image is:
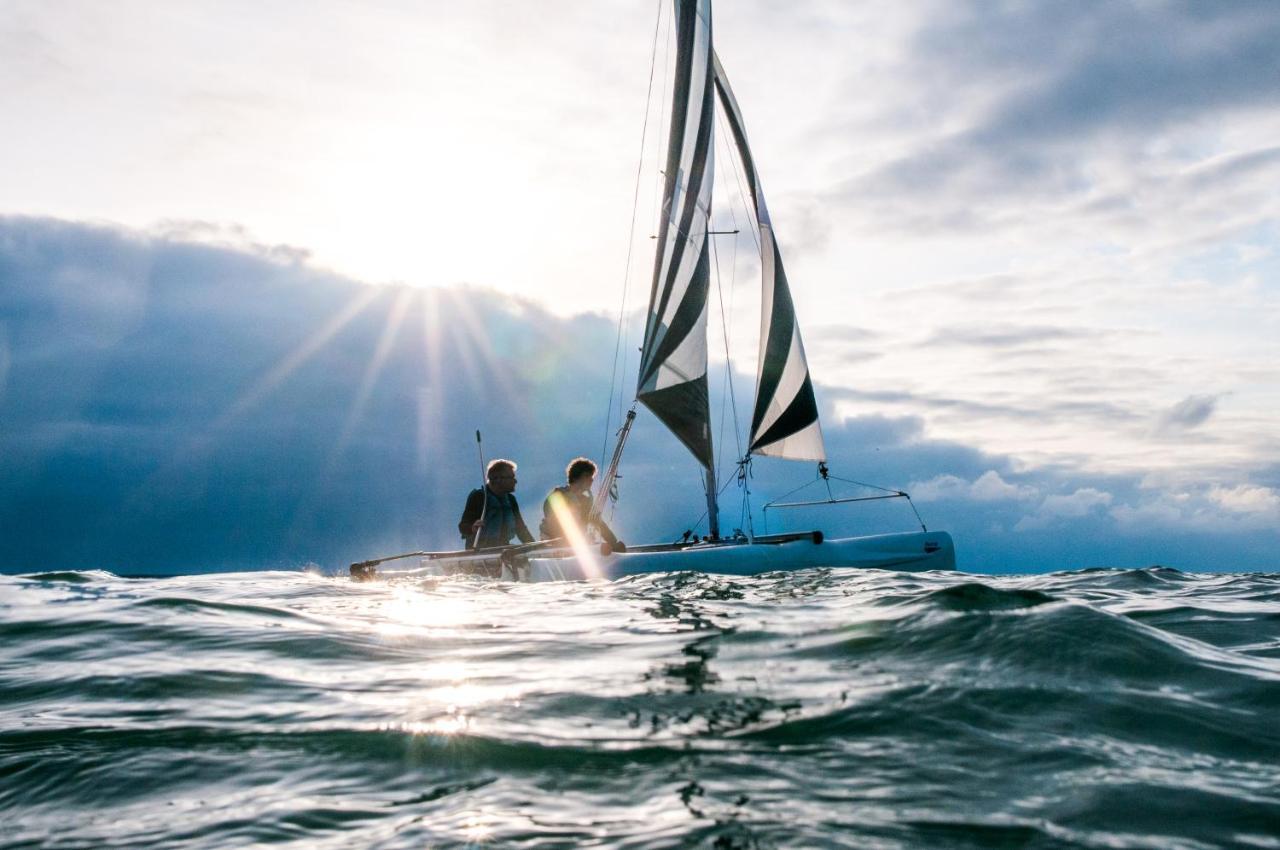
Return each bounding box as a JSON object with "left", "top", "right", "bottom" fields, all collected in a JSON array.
[{"left": 2, "top": 567, "right": 1278, "bottom": 849}]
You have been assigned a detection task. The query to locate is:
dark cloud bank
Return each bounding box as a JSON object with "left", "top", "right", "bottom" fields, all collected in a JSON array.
[{"left": 0, "top": 217, "right": 1271, "bottom": 573}]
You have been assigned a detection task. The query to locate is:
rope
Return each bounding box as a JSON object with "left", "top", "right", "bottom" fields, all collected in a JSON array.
[{"left": 601, "top": 0, "right": 665, "bottom": 464}]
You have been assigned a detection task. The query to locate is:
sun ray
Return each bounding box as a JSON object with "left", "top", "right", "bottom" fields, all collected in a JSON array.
[
  {"left": 111, "top": 285, "right": 386, "bottom": 523},
  {"left": 327, "top": 286, "right": 415, "bottom": 464},
  {"left": 442, "top": 288, "right": 523, "bottom": 405},
  {"left": 214, "top": 285, "right": 385, "bottom": 433},
  {"left": 285, "top": 287, "right": 415, "bottom": 543},
  {"left": 416, "top": 290, "right": 455, "bottom": 547}
]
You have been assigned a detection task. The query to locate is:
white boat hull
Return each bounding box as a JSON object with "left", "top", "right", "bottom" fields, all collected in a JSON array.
[
  {"left": 398, "top": 530, "right": 954, "bottom": 583},
  {"left": 528, "top": 530, "right": 954, "bottom": 581}
]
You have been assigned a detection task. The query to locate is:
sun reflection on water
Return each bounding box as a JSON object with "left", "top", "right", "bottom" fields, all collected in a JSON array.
[
  {"left": 357, "top": 584, "right": 533, "bottom": 736},
  {"left": 462, "top": 812, "right": 493, "bottom": 843},
  {"left": 375, "top": 584, "right": 480, "bottom": 634}
]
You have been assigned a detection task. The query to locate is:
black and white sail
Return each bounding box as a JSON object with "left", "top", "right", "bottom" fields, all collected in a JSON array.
[
  {"left": 636, "top": 0, "right": 716, "bottom": 469},
  {"left": 712, "top": 53, "right": 826, "bottom": 462}
]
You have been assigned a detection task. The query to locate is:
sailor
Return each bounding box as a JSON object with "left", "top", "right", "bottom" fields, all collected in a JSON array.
[
  {"left": 458, "top": 459, "right": 535, "bottom": 549},
  {"left": 540, "top": 457, "right": 625, "bottom": 554}
]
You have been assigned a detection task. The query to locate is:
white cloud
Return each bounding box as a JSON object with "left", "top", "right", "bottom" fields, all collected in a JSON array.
[
  {"left": 970, "top": 471, "right": 1036, "bottom": 502},
  {"left": 1108, "top": 484, "right": 1280, "bottom": 535},
  {"left": 1043, "top": 488, "right": 1114, "bottom": 517},
  {"left": 1109, "top": 499, "right": 1189, "bottom": 529},
  {"left": 908, "top": 474, "right": 966, "bottom": 501},
  {"left": 1208, "top": 484, "right": 1280, "bottom": 515},
  {"left": 909, "top": 470, "right": 1036, "bottom": 503},
  {"left": 1015, "top": 487, "right": 1114, "bottom": 531}
]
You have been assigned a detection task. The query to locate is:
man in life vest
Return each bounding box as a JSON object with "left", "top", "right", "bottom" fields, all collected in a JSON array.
[
  {"left": 540, "top": 457, "right": 625, "bottom": 555},
  {"left": 458, "top": 459, "right": 535, "bottom": 549}
]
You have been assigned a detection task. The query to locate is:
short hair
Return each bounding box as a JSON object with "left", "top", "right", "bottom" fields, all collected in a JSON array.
[
  {"left": 486, "top": 459, "right": 517, "bottom": 480},
  {"left": 566, "top": 457, "right": 597, "bottom": 483}
]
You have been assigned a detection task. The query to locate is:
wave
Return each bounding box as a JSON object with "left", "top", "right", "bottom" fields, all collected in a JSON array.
[
  {"left": 10, "top": 569, "right": 120, "bottom": 584},
  {"left": 2, "top": 567, "right": 1278, "bottom": 849}
]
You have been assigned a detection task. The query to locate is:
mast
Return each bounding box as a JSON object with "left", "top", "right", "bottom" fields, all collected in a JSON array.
[
  {"left": 634, "top": 0, "right": 720, "bottom": 535},
  {"left": 704, "top": 467, "right": 720, "bottom": 539}
]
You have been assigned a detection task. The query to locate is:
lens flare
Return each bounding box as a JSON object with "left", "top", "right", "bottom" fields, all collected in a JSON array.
[{"left": 547, "top": 491, "right": 603, "bottom": 580}]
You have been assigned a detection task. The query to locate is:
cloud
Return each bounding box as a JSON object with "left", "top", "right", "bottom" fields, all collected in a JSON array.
[
  {"left": 970, "top": 471, "right": 1037, "bottom": 502},
  {"left": 1208, "top": 484, "right": 1280, "bottom": 516},
  {"left": 923, "top": 324, "right": 1112, "bottom": 350},
  {"left": 827, "top": 386, "right": 1142, "bottom": 429},
  {"left": 1015, "top": 488, "right": 1114, "bottom": 531},
  {"left": 910, "top": 471, "right": 1037, "bottom": 503},
  {"left": 1110, "top": 484, "right": 1280, "bottom": 535},
  {"left": 860, "top": 1, "right": 1280, "bottom": 199},
  {"left": 818, "top": 0, "right": 1280, "bottom": 266},
  {"left": 1154, "top": 394, "right": 1218, "bottom": 433}
]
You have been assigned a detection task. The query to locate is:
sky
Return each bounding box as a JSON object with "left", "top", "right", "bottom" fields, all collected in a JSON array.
[{"left": 1, "top": 0, "right": 1277, "bottom": 573}]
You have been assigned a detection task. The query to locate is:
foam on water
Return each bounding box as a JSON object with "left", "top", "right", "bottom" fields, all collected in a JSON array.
[{"left": 2, "top": 567, "right": 1278, "bottom": 849}]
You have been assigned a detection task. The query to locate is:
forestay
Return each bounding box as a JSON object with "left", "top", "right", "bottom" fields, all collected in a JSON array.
[{"left": 711, "top": 53, "right": 826, "bottom": 462}]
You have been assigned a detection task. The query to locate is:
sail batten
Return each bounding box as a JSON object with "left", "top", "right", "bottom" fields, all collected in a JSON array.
[
  {"left": 637, "top": 0, "right": 716, "bottom": 469},
  {"left": 711, "top": 52, "right": 826, "bottom": 462}
]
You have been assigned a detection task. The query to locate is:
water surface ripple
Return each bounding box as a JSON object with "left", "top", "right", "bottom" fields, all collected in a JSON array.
[{"left": 2, "top": 567, "right": 1278, "bottom": 849}]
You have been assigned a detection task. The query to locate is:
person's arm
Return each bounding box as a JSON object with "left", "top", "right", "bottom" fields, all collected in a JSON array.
[
  {"left": 458, "top": 489, "right": 482, "bottom": 541},
  {"left": 541, "top": 491, "right": 564, "bottom": 541},
  {"left": 591, "top": 512, "right": 620, "bottom": 550},
  {"left": 538, "top": 493, "right": 556, "bottom": 540},
  {"left": 512, "top": 495, "right": 535, "bottom": 544}
]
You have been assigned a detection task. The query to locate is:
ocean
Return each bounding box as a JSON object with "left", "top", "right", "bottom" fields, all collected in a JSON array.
[{"left": 2, "top": 567, "right": 1278, "bottom": 849}]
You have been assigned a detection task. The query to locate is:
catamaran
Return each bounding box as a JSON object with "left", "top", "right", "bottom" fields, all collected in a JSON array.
[{"left": 352, "top": 0, "right": 955, "bottom": 582}]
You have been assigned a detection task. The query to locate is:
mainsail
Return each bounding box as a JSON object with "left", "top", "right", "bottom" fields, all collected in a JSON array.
[
  {"left": 711, "top": 53, "right": 826, "bottom": 462},
  {"left": 636, "top": 0, "right": 715, "bottom": 470},
  {"left": 637, "top": 0, "right": 824, "bottom": 469}
]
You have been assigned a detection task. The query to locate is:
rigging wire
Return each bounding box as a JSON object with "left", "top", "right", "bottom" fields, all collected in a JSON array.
[
  {"left": 758, "top": 467, "right": 929, "bottom": 534},
  {"left": 713, "top": 118, "right": 762, "bottom": 538},
  {"left": 710, "top": 215, "right": 743, "bottom": 469},
  {"left": 717, "top": 87, "right": 767, "bottom": 439},
  {"left": 650, "top": 7, "right": 674, "bottom": 248},
  {"left": 722, "top": 120, "right": 763, "bottom": 255},
  {"left": 715, "top": 99, "right": 767, "bottom": 536},
  {"left": 600, "top": 0, "right": 665, "bottom": 467},
  {"left": 682, "top": 456, "right": 754, "bottom": 538}
]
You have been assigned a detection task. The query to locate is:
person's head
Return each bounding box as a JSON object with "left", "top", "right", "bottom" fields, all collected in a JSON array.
[
  {"left": 565, "top": 457, "right": 597, "bottom": 493},
  {"left": 486, "top": 459, "right": 518, "bottom": 495}
]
